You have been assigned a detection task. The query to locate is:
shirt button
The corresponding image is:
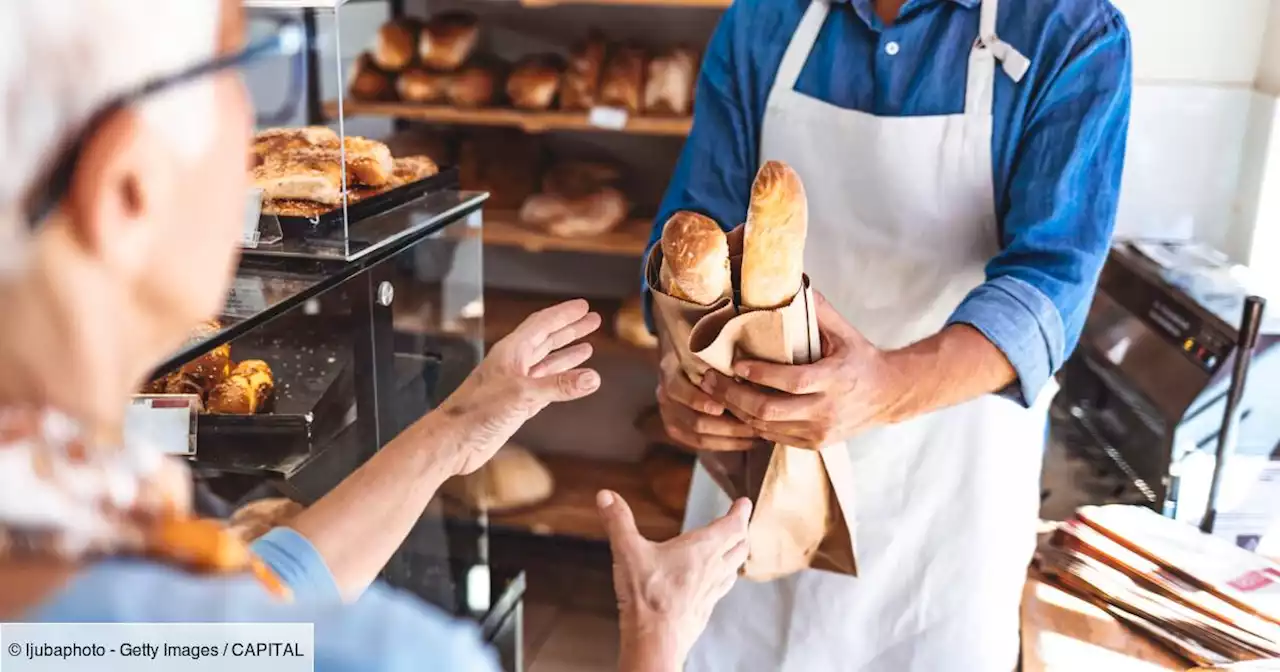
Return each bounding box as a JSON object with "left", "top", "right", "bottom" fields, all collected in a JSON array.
[{"left": 885, "top": 41, "right": 901, "bottom": 56}]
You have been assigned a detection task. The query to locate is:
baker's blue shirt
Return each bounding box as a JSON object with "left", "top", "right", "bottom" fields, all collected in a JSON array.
[{"left": 646, "top": 0, "right": 1132, "bottom": 405}]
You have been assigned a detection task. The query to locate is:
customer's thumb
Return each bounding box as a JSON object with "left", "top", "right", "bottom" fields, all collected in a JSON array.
[
  {"left": 597, "top": 490, "right": 641, "bottom": 550},
  {"left": 538, "top": 369, "right": 600, "bottom": 403}
]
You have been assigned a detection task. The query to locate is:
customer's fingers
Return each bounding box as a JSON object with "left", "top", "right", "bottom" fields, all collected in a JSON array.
[
  {"left": 533, "top": 368, "right": 600, "bottom": 404},
  {"left": 723, "top": 538, "right": 749, "bottom": 568},
  {"left": 530, "top": 312, "right": 602, "bottom": 364},
  {"left": 690, "top": 498, "right": 751, "bottom": 548},
  {"left": 597, "top": 490, "right": 643, "bottom": 553},
  {"left": 513, "top": 299, "right": 591, "bottom": 346},
  {"left": 529, "top": 343, "right": 594, "bottom": 379}
]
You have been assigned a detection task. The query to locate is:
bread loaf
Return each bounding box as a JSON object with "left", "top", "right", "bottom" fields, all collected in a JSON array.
[
  {"left": 373, "top": 19, "right": 418, "bottom": 72},
  {"left": 519, "top": 187, "right": 628, "bottom": 238},
  {"left": 507, "top": 56, "right": 563, "bottom": 111},
  {"left": 659, "top": 211, "right": 730, "bottom": 305},
  {"left": 206, "top": 360, "right": 274, "bottom": 415},
  {"left": 560, "top": 33, "right": 607, "bottom": 111},
  {"left": 446, "top": 64, "right": 498, "bottom": 108},
  {"left": 643, "top": 48, "right": 697, "bottom": 116},
  {"left": 599, "top": 46, "right": 646, "bottom": 113},
  {"left": 348, "top": 52, "right": 394, "bottom": 101},
  {"left": 741, "top": 161, "right": 807, "bottom": 309},
  {"left": 396, "top": 68, "right": 450, "bottom": 103},
  {"left": 420, "top": 12, "right": 479, "bottom": 71}
]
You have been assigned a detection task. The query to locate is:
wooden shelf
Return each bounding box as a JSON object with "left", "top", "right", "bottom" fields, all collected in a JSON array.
[
  {"left": 483, "top": 211, "right": 652, "bottom": 257},
  {"left": 483, "top": 289, "right": 659, "bottom": 363},
  {"left": 331, "top": 101, "right": 692, "bottom": 137},
  {"left": 450, "top": 453, "right": 684, "bottom": 542},
  {"left": 520, "top": 0, "right": 730, "bottom": 6}
]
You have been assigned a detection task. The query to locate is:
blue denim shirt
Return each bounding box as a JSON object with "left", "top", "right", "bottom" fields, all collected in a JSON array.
[
  {"left": 646, "top": 0, "right": 1133, "bottom": 405},
  {"left": 29, "top": 528, "right": 500, "bottom": 672}
]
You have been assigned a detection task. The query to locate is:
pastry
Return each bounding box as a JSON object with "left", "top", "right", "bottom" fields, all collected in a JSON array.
[
  {"left": 395, "top": 68, "right": 450, "bottom": 103},
  {"left": 560, "top": 33, "right": 606, "bottom": 111},
  {"left": 616, "top": 296, "right": 658, "bottom": 349},
  {"left": 741, "top": 161, "right": 808, "bottom": 309},
  {"left": 391, "top": 155, "right": 440, "bottom": 186},
  {"left": 179, "top": 342, "right": 232, "bottom": 394},
  {"left": 441, "top": 443, "right": 554, "bottom": 513},
  {"left": 206, "top": 360, "right": 274, "bottom": 415},
  {"left": 372, "top": 19, "right": 418, "bottom": 72},
  {"left": 342, "top": 136, "right": 395, "bottom": 187},
  {"left": 643, "top": 48, "right": 697, "bottom": 116},
  {"left": 228, "top": 498, "right": 304, "bottom": 543},
  {"left": 599, "top": 46, "right": 646, "bottom": 113},
  {"left": 507, "top": 55, "right": 562, "bottom": 111},
  {"left": 420, "top": 12, "right": 479, "bottom": 71},
  {"left": 348, "top": 52, "right": 394, "bottom": 101},
  {"left": 446, "top": 64, "right": 498, "bottom": 108},
  {"left": 251, "top": 126, "right": 339, "bottom": 168},
  {"left": 252, "top": 148, "right": 345, "bottom": 205},
  {"left": 659, "top": 211, "right": 730, "bottom": 305}
]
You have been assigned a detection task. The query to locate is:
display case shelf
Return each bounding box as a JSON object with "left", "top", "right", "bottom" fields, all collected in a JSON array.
[
  {"left": 483, "top": 211, "right": 652, "bottom": 257},
  {"left": 329, "top": 101, "right": 693, "bottom": 137}
]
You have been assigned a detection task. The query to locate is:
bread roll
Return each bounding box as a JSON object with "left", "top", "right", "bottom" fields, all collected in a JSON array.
[
  {"left": 180, "top": 342, "right": 231, "bottom": 394},
  {"left": 373, "top": 19, "right": 418, "bottom": 72},
  {"left": 441, "top": 444, "right": 554, "bottom": 513},
  {"left": 446, "top": 64, "right": 497, "bottom": 108},
  {"left": 599, "top": 46, "right": 646, "bottom": 113},
  {"left": 541, "top": 161, "right": 621, "bottom": 199},
  {"left": 660, "top": 211, "right": 730, "bottom": 305},
  {"left": 420, "top": 12, "right": 479, "bottom": 71},
  {"left": 507, "top": 55, "right": 563, "bottom": 111},
  {"left": 348, "top": 52, "right": 393, "bottom": 101},
  {"left": 342, "top": 136, "right": 395, "bottom": 187},
  {"left": 741, "top": 161, "right": 808, "bottom": 309},
  {"left": 560, "top": 33, "right": 607, "bottom": 111},
  {"left": 616, "top": 296, "right": 658, "bottom": 349},
  {"left": 396, "top": 68, "right": 450, "bottom": 103},
  {"left": 643, "top": 48, "right": 697, "bottom": 116},
  {"left": 206, "top": 360, "right": 274, "bottom": 415},
  {"left": 519, "top": 188, "right": 628, "bottom": 238}
]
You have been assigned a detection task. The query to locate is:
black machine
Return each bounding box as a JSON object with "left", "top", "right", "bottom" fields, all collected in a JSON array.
[{"left": 1056, "top": 240, "right": 1280, "bottom": 527}]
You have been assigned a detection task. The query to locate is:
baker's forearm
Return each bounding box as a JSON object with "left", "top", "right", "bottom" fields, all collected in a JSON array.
[
  {"left": 288, "top": 412, "right": 465, "bottom": 599},
  {"left": 879, "top": 324, "right": 1016, "bottom": 424}
]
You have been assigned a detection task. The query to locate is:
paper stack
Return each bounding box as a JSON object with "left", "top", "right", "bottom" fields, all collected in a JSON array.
[{"left": 1037, "top": 505, "right": 1280, "bottom": 668}]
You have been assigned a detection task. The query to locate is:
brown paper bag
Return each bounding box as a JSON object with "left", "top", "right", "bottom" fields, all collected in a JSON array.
[{"left": 646, "top": 246, "right": 858, "bottom": 581}]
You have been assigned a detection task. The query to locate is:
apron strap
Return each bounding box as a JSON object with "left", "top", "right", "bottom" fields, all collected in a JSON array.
[
  {"left": 965, "top": 0, "right": 1031, "bottom": 116},
  {"left": 769, "top": 0, "right": 830, "bottom": 102}
]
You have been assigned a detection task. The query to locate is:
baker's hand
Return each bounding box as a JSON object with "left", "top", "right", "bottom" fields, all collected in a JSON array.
[
  {"left": 699, "top": 292, "right": 899, "bottom": 449},
  {"left": 600, "top": 489, "right": 751, "bottom": 671},
  {"left": 657, "top": 348, "right": 759, "bottom": 452},
  {"left": 441, "top": 299, "right": 602, "bottom": 475}
]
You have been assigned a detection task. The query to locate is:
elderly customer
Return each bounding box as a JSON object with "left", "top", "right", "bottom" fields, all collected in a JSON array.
[{"left": 0, "top": 1, "right": 751, "bottom": 670}]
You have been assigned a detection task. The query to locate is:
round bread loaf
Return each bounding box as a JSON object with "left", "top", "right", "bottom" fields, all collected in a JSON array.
[
  {"left": 373, "top": 19, "right": 417, "bottom": 72},
  {"left": 659, "top": 211, "right": 730, "bottom": 306}
]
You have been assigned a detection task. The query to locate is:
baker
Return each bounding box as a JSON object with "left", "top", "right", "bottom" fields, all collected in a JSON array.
[{"left": 647, "top": 0, "right": 1132, "bottom": 669}]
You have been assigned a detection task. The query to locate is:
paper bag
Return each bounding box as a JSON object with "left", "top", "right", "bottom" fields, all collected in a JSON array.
[{"left": 646, "top": 246, "right": 858, "bottom": 581}]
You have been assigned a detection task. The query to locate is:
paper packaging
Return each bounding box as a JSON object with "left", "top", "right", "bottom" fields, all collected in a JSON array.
[{"left": 646, "top": 245, "right": 858, "bottom": 581}]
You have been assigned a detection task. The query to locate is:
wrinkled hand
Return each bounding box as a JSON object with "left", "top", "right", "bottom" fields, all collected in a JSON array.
[
  {"left": 441, "top": 299, "right": 602, "bottom": 475},
  {"left": 657, "top": 349, "right": 759, "bottom": 452},
  {"left": 599, "top": 490, "right": 751, "bottom": 670},
  {"left": 699, "top": 292, "right": 900, "bottom": 449}
]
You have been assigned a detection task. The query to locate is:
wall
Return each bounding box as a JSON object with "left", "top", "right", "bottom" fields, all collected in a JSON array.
[
  {"left": 1258, "top": 2, "right": 1280, "bottom": 95},
  {"left": 1243, "top": 1, "right": 1280, "bottom": 291},
  {"left": 1115, "top": 0, "right": 1271, "bottom": 85}
]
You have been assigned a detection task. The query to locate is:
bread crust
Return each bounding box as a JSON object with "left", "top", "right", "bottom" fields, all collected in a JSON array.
[
  {"left": 660, "top": 211, "right": 730, "bottom": 306},
  {"left": 741, "top": 161, "right": 807, "bottom": 309}
]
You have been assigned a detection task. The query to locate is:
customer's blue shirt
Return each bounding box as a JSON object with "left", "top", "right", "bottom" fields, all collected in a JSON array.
[
  {"left": 647, "top": 0, "right": 1133, "bottom": 404},
  {"left": 28, "top": 528, "right": 500, "bottom": 672}
]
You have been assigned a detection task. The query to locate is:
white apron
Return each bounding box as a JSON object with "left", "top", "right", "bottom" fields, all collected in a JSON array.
[{"left": 683, "top": 0, "right": 1054, "bottom": 669}]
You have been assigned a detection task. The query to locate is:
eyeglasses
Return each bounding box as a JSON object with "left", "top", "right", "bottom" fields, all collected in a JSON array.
[{"left": 24, "top": 22, "right": 305, "bottom": 228}]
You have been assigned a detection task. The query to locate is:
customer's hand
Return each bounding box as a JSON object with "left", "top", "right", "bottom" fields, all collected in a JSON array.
[
  {"left": 599, "top": 489, "right": 751, "bottom": 671},
  {"left": 699, "top": 291, "right": 899, "bottom": 449},
  {"left": 657, "top": 349, "right": 758, "bottom": 452},
  {"left": 441, "top": 299, "right": 602, "bottom": 475}
]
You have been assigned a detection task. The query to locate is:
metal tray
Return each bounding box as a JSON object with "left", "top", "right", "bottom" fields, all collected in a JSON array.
[
  {"left": 270, "top": 166, "right": 460, "bottom": 238},
  {"left": 194, "top": 315, "right": 355, "bottom": 475}
]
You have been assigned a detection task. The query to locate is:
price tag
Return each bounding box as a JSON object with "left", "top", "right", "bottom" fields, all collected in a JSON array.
[
  {"left": 225, "top": 276, "right": 268, "bottom": 318},
  {"left": 242, "top": 188, "right": 264, "bottom": 248},
  {"left": 125, "top": 395, "right": 199, "bottom": 456},
  {"left": 588, "top": 106, "right": 629, "bottom": 130}
]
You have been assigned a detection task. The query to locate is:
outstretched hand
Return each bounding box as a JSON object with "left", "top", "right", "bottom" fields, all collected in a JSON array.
[
  {"left": 599, "top": 490, "right": 751, "bottom": 671},
  {"left": 441, "top": 299, "right": 602, "bottom": 475}
]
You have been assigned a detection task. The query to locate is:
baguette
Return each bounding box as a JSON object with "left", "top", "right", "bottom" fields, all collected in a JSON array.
[
  {"left": 659, "top": 211, "right": 730, "bottom": 306},
  {"left": 740, "top": 161, "right": 807, "bottom": 309}
]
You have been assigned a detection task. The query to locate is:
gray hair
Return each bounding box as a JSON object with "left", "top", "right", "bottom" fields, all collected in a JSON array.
[{"left": 0, "top": 0, "right": 221, "bottom": 270}]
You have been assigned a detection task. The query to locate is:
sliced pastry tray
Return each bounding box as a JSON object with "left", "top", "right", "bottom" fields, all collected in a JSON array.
[
  {"left": 268, "top": 166, "right": 460, "bottom": 238},
  {"left": 194, "top": 315, "right": 354, "bottom": 476}
]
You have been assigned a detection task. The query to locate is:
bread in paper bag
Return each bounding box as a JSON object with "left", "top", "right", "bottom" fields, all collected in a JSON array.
[{"left": 647, "top": 161, "right": 857, "bottom": 581}]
